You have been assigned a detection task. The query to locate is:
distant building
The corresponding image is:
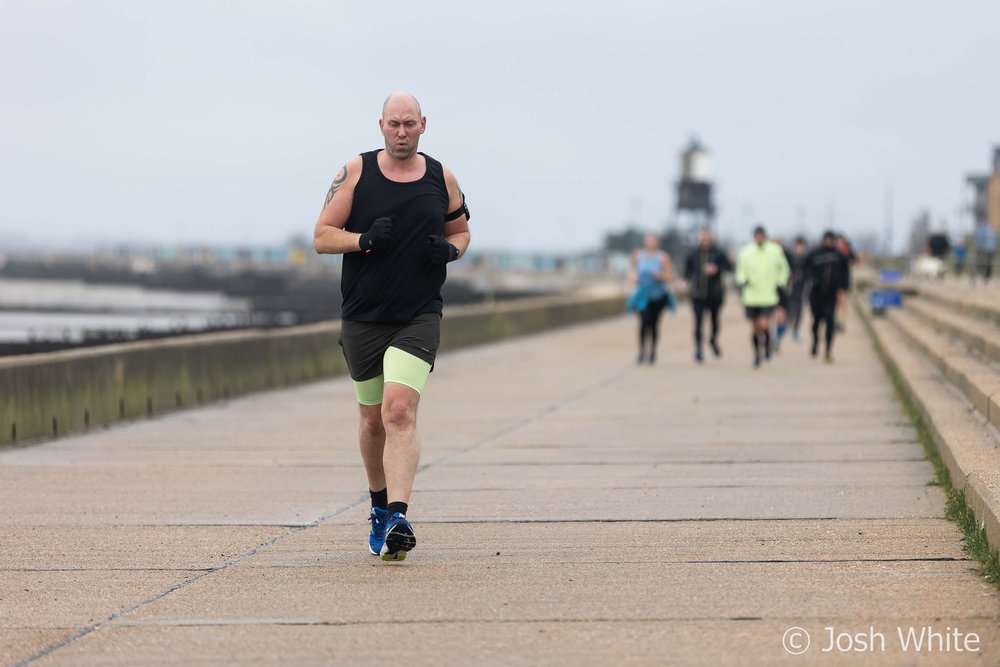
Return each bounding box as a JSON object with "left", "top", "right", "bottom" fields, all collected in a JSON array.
[
  {"left": 676, "top": 137, "right": 715, "bottom": 227},
  {"left": 967, "top": 146, "right": 1000, "bottom": 233},
  {"left": 989, "top": 147, "right": 1000, "bottom": 232}
]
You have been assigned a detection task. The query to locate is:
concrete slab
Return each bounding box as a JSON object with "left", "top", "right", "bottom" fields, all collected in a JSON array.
[
  {"left": 0, "top": 570, "right": 197, "bottom": 628},
  {"left": 992, "top": 391, "right": 1000, "bottom": 431},
  {"left": 0, "top": 466, "right": 365, "bottom": 526},
  {"left": 0, "top": 526, "right": 284, "bottom": 570},
  {"left": 392, "top": 486, "right": 948, "bottom": 522},
  {"left": 249, "top": 519, "right": 969, "bottom": 567},
  {"left": 412, "top": 461, "right": 935, "bottom": 490},
  {"left": 0, "top": 629, "right": 73, "bottom": 667},
  {"left": 968, "top": 472, "right": 1000, "bottom": 551},
  {"left": 122, "top": 560, "right": 999, "bottom": 624},
  {"left": 907, "top": 292, "right": 1000, "bottom": 365},
  {"left": 459, "top": 442, "right": 927, "bottom": 465},
  {"left": 484, "top": 421, "right": 918, "bottom": 447},
  {"left": 0, "top": 447, "right": 367, "bottom": 467},
  {"left": 31, "top": 619, "right": 1000, "bottom": 667}
]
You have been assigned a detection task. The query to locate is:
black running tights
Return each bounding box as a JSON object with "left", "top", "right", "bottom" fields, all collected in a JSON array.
[
  {"left": 638, "top": 295, "right": 668, "bottom": 352},
  {"left": 787, "top": 287, "right": 805, "bottom": 334},
  {"left": 810, "top": 291, "right": 838, "bottom": 353},
  {"left": 691, "top": 298, "right": 721, "bottom": 348}
]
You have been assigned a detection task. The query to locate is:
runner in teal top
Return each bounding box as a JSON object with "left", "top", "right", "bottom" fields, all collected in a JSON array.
[{"left": 630, "top": 233, "right": 673, "bottom": 364}]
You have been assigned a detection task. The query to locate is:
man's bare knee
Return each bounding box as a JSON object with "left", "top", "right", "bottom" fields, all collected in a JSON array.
[
  {"left": 359, "top": 404, "right": 385, "bottom": 437},
  {"left": 382, "top": 390, "right": 418, "bottom": 431}
]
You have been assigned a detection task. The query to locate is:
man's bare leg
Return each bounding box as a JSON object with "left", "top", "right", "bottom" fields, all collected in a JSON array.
[
  {"left": 376, "top": 382, "right": 421, "bottom": 560},
  {"left": 358, "top": 402, "right": 389, "bottom": 555},
  {"left": 358, "top": 403, "right": 386, "bottom": 492},
  {"left": 381, "top": 382, "right": 421, "bottom": 505}
]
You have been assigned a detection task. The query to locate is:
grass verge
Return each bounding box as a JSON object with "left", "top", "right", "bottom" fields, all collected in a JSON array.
[{"left": 856, "top": 300, "right": 1000, "bottom": 588}]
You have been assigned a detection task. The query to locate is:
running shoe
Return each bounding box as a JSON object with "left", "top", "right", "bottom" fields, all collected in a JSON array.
[
  {"left": 368, "top": 506, "right": 388, "bottom": 556},
  {"left": 695, "top": 348, "right": 703, "bottom": 363},
  {"left": 709, "top": 339, "right": 722, "bottom": 357},
  {"left": 380, "top": 512, "right": 417, "bottom": 561},
  {"left": 824, "top": 352, "right": 833, "bottom": 364}
]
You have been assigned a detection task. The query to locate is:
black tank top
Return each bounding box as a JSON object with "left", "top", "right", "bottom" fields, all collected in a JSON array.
[{"left": 341, "top": 150, "right": 450, "bottom": 323}]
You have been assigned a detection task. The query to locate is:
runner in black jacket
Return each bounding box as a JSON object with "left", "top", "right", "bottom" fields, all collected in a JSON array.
[
  {"left": 804, "top": 231, "right": 849, "bottom": 363},
  {"left": 786, "top": 237, "right": 809, "bottom": 342},
  {"left": 684, "top": 228, "right": 733, "bottom": 362}
]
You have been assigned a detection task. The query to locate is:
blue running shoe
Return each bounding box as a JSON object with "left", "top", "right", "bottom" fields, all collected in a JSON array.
[
  {"left": 380, "top": 512, "right": 416, "bottom": 562},
  {"left": 368, "top": 507, "right": 388, "bottom": 556}
]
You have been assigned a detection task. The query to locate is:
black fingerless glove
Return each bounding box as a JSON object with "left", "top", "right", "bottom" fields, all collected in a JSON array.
[
  {"left": 427, "top": 235, "right": 460, "bottom": 265},
  {"left": 359, "top": 217, "right": 394, "bottom": 251}
]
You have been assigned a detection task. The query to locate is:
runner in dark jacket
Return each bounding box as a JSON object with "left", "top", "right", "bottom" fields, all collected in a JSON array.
[
  {"left": 684, "top": 228, "right": 733, "bottom": 362},
  {"left": 804, "top": 231, "right": 849, "bottom": 363},
  {"left": 787, "top": 237, "right": 809, "bottom": 342}
]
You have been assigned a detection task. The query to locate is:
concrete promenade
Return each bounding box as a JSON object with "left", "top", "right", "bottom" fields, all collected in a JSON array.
[{"left": 2, "top": 304, "right": 999, "bottom": 665}]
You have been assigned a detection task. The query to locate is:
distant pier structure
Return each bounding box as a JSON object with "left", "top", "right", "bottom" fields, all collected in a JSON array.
[{"left": 675, "top": 137, "right": 715, "bottom": 232}]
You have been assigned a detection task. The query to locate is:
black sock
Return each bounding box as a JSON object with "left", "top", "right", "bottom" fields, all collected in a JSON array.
[
  {"left": 763, "top": 329, "right": 771, "bottom": 351},
  {"left": 387, "top": 501, "right": 408, "bottom": 517},
  {"left": 370, "top": 488, "right": 388, "bottom": 510},
  {"left": 751, "top": 332, "right": 760, "bottom": 355}
]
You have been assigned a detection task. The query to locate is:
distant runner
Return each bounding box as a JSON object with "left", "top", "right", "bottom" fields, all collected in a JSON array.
[
  {"left": 804, "top": 231, "right": 849, "bottom": 363},
  {"left": 834, "top": 233, "right": 856, "bottom": 331},
  {"left": 683, "top": 227, "right": 732, "bottom": 362},
  {"left": 736, "top": 225, "right": 790, "bottom": 368},
  {"left": 786, "top": 237, "right": 809, "bottom": 343},
  {"left": 629, "top": 233, "right": 674, "bottom": 365}
]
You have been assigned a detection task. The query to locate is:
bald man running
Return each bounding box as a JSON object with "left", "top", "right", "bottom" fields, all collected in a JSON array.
[{"left": 313, "top": 93, "right": 471, "bottom": 561}]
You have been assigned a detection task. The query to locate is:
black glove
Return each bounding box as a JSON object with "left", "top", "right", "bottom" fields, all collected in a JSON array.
[
  {"left": 359, "top": 217, "right": 394, "bottom": 251},
  {"left": 427, "top": 235, "right": 460, "bottom": 265}
]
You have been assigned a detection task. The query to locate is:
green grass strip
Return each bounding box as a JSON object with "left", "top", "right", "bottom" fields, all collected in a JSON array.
[{"left": 857, "top": 303, "right": 1000, "bottom": 588}]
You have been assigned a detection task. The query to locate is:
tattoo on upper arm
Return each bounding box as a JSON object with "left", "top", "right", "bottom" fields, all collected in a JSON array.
[{"left": 323, "top": 166, "right": 348, "bottom": 209}]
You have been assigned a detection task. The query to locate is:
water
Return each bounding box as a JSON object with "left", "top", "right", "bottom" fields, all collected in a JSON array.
[{"left": 0, "top": 278, "right": 252, "bottom": 346}]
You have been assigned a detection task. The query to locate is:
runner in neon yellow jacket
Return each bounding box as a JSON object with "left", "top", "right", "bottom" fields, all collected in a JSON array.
[
  {"left": 736, "top": 226, "right": 790, "bottom": 366},
  {"left": 736, "top": 237, "right": 790, "bottom": 306}
]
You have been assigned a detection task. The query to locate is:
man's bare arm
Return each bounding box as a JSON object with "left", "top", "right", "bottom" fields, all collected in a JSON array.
[
  {"left": 441, "top": 165, "right": 471, "bottom": 258},
  {"left": 313, "top": 156, "right": 365, "bottom": 254},
  {"left": 323, "top": 166, "right": 348, "bottom": 210}
]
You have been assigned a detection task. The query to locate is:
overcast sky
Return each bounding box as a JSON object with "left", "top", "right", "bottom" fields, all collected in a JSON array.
[{"left": 2, "top": 0, "right": 997, "bottom": 253}]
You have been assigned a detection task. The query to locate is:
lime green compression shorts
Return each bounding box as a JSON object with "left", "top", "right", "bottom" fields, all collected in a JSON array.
[
  {"left": 354, "top": 346, "right": 433, "bottom": 406},
  {"left": 339, "top": 312, "right": 441, "bottom": 405}
]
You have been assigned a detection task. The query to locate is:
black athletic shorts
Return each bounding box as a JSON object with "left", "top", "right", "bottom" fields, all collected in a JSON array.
[
  {"left": 744, "top": 305, "right": 774, "bottom": 320},
  {"left": 339, "top": 312, "right": 441, "bottom": 382}
]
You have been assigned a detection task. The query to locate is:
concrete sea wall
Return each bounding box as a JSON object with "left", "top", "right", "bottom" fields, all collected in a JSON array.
[{"left": 0, "top": 293, "right": 625, "bottom": 446}]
